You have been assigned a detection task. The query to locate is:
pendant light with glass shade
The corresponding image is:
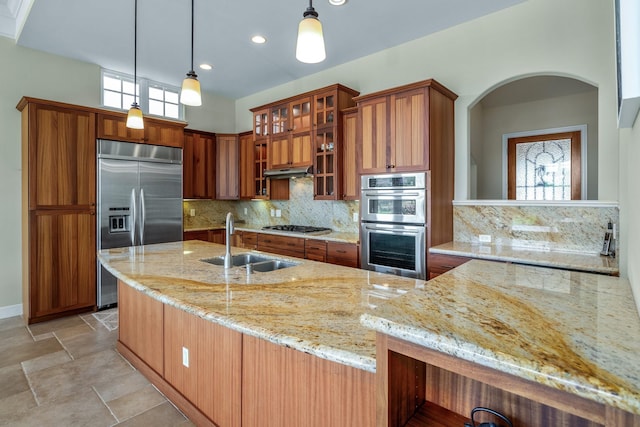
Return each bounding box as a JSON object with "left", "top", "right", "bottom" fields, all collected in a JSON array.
[
  {"left": 295, "top": 0, "right": 326, "bottom": 64},
  {"left": 126, "top": 0, "right": 144, "bottom": 129},
  {"left": 180, "top": 0, "right": 202, "bottom": 106}
]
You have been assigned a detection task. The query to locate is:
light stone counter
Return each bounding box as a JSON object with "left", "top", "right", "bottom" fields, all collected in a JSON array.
[
  {"left": 361, "top": 259, "right": 640, "bottom": 416},
  {"left": 185, "top": 223, "right": 360, "bottom": 244},
  {"left": 430, "top": 241, "right": 618, "bottom": 275},
  {"left": 98, "top": 240, "right": 416, "bottom": 372}
]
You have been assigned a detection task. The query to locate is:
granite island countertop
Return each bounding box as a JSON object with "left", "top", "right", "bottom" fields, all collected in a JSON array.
[
  {"left": 361, "top": 259, "right": 640, "bottom": 416},
  {"left": 98, "top": 240, "right": 415, "bottom": 372},
  {"left": 430, "top": 241, "right": 619, "bottom": 275}
]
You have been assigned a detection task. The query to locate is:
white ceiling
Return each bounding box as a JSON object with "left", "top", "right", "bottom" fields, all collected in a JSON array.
[{"left": 4, "top": 0, "right": 525, "bottom": 100}]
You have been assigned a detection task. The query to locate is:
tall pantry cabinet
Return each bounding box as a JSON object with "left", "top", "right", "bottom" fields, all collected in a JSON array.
[{"left": 18, "top": 98, "right": 97, "bottom": 324}]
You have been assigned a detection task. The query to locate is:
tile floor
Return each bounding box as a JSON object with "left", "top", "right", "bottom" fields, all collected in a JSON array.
[{"left": 0, "top": 309, "right": 194, "bottom": 426}]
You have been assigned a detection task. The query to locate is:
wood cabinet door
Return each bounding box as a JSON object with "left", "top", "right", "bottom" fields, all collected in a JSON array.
[
  {"left": 184, "top": 131, "right": 215, "bottom": 199},
  {"left": 268, "top": 135, "right": 290, "bottom": 168},
  {"left": 118, "top": 281, "right": 164, "bottom": 375},
  {"left": 358, "top": 97, "right": 388, "bottom": 174},
  {"left": 390, "top": 88, "right": 427, "bottom": 171},
  {"left": 304, "top": 239, "right": 327, "bottom": 262},
  {"left": 342, "top": 109, "right": 359, "bottom": 200},
  {"left": 290, "top": 133, "right": 312, "bottom": 167},
  {"left": 96, "top": 113, "right": 144, "bottom": 143},
  {"left": 183, "top": 230, "right": 210, "bottom": 241},
  {"left": 216, "top": 135, "right": 239, "bottom": 200},
  {"left": 326, "top": 241, "right": 359, "bottom": 268},
  {"left": 144, "top": 120, "right": 184, "bottom": 148},
  {"left": 253, "top": 108, "right": 269, "bottom": 139},
  {"left": 257, "top": 234, "right": 305, "bottom": 258},
  {"left": 290, "top": 97, "right": 312, "bottom": 133},
  {"left": 241, "top": 231, "right": 258, "bottom": 250},
  {"left": 239, "top": 132, "right": 257, "bottom": 199},
  {"left": 30, "top": 210, "right": 96, "bottom": 320},
  {"left": 30, "top": 105, "right": 96, "bottom": 209}
]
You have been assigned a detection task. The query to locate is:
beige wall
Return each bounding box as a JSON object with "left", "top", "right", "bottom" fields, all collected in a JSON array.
[
  {"left": 0, "top": 37, "right": 234, "bottom": 311},
  {"left": 474, "top": 90, "right": 599, "bottom": 200}
]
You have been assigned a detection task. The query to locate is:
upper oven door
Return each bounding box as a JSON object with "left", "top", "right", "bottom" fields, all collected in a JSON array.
[{"left": 360, "top": 190, "right": 426, "bottom": 224}]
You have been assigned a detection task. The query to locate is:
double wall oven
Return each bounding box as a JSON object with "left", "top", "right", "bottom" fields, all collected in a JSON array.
[{"left": 360, "top": 172, "right": 428, "bottom": 280}]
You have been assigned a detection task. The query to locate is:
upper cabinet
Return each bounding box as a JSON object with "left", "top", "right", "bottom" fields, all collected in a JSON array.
[
  {"left": 341, "top": 107, "right": 359, "bottom": 200},
  {"left": 183, "top": 130, "right": 215, "bottom": 199},
  {"left": 250, "top": 84, "right": 360, "bottom": 200},
  {"left": 216, "top": 134, "right": 240, "bottom": 200},
  {"left": 97, "top": 112, "right": 185, "bottom": 148},
  {"left": 354, "top": 79, "right": 457, "bottom": 174}
]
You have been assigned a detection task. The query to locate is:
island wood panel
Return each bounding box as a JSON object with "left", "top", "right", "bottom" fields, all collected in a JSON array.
[
  {"left": 242, "top": 334, "right": 375, "bottom": 427},
  {"left": 163, "top": 304, "right": 242, "bottom": 427},
  {"left": 118, "top": 281, "right": 164, "bottom": 375},
  {"left": 377, "top": 333, "right": 639, "bottom": 427}
]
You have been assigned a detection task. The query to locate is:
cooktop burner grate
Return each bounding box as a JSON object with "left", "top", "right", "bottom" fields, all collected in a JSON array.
[{"left": 262, "top": 225, "right": 332, "bottom": 235}]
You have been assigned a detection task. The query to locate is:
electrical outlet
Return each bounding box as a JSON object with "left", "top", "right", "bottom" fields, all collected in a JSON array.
[
  {"left": 244, "top": 207, "right": 248, "bottom": 215},
  {"left": 353, "top": 212, "right": 359, "bottom": 222},
  {"left": 189, "top": 209, "right": 196, "bottom": 217},
  {"left": 276, "top": 209, "right": 281, "bottom": 217},
  {"left": 478, "top": 234, "right": 492, "bottom": 243},
  {"left": 270, "top": 208, "right": 275, "bottom": 217},
  {"left": 182, "top": 347, "right": 189, "bottom": 368}
]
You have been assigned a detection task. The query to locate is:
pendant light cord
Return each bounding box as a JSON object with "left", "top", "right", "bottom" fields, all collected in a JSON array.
[
  {"left": 134, "top": 0, "right": 138, "bottom": 103},
  {"left": 190, "top": 0, "right": 194, "bottom": 72}
]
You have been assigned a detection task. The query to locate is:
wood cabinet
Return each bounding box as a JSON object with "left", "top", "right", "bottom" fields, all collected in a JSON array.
[
  {"left": 239, "top": 231, "right": 258, "bottom": 250},
  {"left": 376, "top": 333, "right": 636, "bottom": 427},
  {"left": 118, "top": 281, "right": 164, "bottom": 375},
  {"left": 250, "top": 84, "right": 359, "bottom": 200},
  {"left": 216, "top": 134, "right": 240, "bottom": 200},
  {"left": 427, "top": 253, "right": 472, "bottom": 280},
  {"left": 327, "top": 241, "right": 359, "bottom": 268},
  {"left": 355, "top": 79, "right": 457, "bottom": 174},
  {"left": 164, "top": 304, "right": 242, "bottom": 427},
  {"left": 341, "top": 107, "right": 359, "bottom": 200},
  {"left": 304, "top": 239, "right": 327, "bottom": 262},
  {"left": 257, "top": 234, "right": 305, "bottom": 258},
  {"left": 239, "top": 131, "right": 289, "bottom": 200},
  {"left": 97, "top": 112, "right": 185, "bottom": 148},
  {"left": 183, "top": 230, "right": 211, "bottom": 242},
  {"left": 18, "top": 98, "right": 97, "bottom": 323},
  {"left": 183, "top": 130, "right": 215, "bottom": 199}
]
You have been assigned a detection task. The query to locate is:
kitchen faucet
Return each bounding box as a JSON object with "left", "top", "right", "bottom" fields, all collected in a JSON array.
[{"left": 224, "top": 212, "right": 235, "bottom": 269}]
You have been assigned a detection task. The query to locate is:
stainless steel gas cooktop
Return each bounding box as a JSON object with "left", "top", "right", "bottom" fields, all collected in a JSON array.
[{"left": 262, "top": 225, "right": 332, "bottom": 235}]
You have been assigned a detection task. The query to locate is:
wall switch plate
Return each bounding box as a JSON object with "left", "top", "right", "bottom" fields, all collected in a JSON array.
[
  {"left": 182, "top": 347, "right": 189, "bottom": 368},
  {"left": 244, "top": 207, "right": 248, "bottom": 215},
  {"left": 353, "top": 212, "right": 359, "bottom": 222},
  {"left": 270, "top": 208, "right": 275, "bottom": 217},
  {"left": 479, "top": 234, "right": 492, "bottom": 243},
  {"left": 189, "top": 209, "right": 196, "bottom": 217},
  {"left": 276, "top": 209, "right": 281, "bottom": 217}
]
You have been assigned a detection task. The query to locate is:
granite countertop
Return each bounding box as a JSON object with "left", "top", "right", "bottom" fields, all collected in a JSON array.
[
  {"left": 430, "top": 241, "right": 619, "bottom": 275},
  {"left": 98, "top": 240, "right": 415, "bottom": 372},
  {"left": 184, "top": 223, "right": 360, "bottom": 244},
  {"left": 361, "top": 259, "right": 640, "bottom": 416}
]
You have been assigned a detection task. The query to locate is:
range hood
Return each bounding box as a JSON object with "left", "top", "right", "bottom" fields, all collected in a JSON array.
[{"left": 263, "top": 165, "right": 313, "bottom": 179}]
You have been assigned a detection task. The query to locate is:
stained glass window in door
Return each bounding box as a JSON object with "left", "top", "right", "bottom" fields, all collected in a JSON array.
[{"left": 515, "top": 138, "right": 572, "bottom": 200}]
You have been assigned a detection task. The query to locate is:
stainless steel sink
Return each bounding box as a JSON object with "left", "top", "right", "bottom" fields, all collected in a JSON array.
[
  {"left": 246, "top": 259, "right": 298, "bottom": 273},
  {"left": 201, "top": 253, "right": 270, "bottom": 267},
  {"left": 201, "top": 253, "right": 299, "bottom": 272}
]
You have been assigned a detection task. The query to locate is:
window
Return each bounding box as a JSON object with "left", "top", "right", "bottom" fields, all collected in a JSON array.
[{"left": 101, "top": 69, "right": 184, "bottom": 121}]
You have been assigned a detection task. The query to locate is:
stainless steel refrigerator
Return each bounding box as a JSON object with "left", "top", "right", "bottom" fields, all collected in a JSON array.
[{"left": 97, "top": 139, "right": 183, "bottom": 309}]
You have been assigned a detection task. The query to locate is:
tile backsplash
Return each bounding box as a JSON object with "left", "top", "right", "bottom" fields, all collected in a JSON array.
[
  {"left": 453, "top": 202, "right": 619, "bottom": 254},
  {"left": 183, "top": 177, "right": 359, "bottom": 234}
]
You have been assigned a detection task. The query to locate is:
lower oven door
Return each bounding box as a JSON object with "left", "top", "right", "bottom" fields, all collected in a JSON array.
[{"left": 360, "top": 222, "right": 426, "bottom": 279}]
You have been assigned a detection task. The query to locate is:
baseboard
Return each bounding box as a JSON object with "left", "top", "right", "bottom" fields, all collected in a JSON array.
[{"left": 0, "top": 304, "right": 23, "bottom": 320}]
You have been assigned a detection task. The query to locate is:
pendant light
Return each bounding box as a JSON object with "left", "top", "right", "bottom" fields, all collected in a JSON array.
[
  {"left": 295, "top": 0, "right": 326, "bottom": 64},
  {"left": 126, "top": 0, "right": 144, "bottom": 129},
  {"left": 180, "top": 0, "right": 202, "bottom": 106}
]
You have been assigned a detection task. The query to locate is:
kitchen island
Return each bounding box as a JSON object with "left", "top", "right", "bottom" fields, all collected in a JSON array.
[{"left": 99, "top": 241, "right": 640, "bottom": 426}]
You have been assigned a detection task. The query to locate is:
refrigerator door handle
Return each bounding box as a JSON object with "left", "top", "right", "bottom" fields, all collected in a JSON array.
[
  {"left": 139, "top": 188, "right": 146, "bottom": 246},
  {"left": 130, "top": 188, "right": 137, "bottom": 246}
]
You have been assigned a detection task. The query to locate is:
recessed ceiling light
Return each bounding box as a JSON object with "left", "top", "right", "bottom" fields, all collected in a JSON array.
[
  {"left": 328, "top": 0, "right": 347, "bottom": 5},
  {"left": 199, "top": 63, "right": 212, "bottom": 70},
  {"left": 251, "top": 35, "right": 267, "bottom": 44}
]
